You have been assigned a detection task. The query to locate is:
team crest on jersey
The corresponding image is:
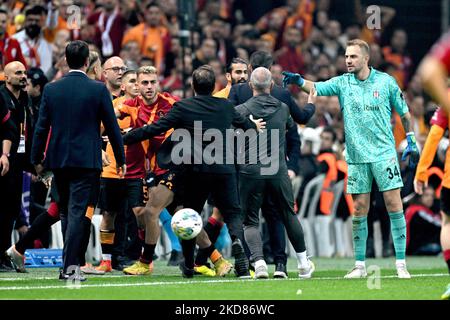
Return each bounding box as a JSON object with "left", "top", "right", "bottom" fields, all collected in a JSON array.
[
  {"left": 373, "top": 90, "right": 379, "bottom": 99},
  {"left": 158, "top": 110, "right": 165, "bottom": 118}
]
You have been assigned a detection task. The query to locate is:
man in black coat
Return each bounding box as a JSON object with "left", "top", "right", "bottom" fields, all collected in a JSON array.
[
  {"left": 123, "top": 65, "right": 265, "bottom": 277},
  {"left": 235, "top": 67, "right": 315, "bottom": 279},
  {"left": 31, "top": 41, "right": 125, "bottom": 280},
  {"left": 228, "top": 50, "right": 315, "bottom": 277}
]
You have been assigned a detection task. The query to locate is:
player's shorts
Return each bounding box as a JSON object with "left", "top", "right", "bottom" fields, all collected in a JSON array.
[
  {"left": 145, "top": 170, "right": 185, "bottom": 214},
  {"left": 441, "top": 186, "right": 450, "bottom": 216},
  {"left": 347, "top": 157, "right": 403, "bottom": 194},
  {"left": 98, "top": 177, "right": 144, "bottom": 212}
]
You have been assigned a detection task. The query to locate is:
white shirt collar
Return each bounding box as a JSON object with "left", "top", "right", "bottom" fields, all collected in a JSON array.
[{"left": 69, "top": 69, "right": 87, "bottom": 75}]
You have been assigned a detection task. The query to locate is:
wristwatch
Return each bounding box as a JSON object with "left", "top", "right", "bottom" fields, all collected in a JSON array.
[{"left": 2, "top": 152, "right": 10, "bottom": 158}]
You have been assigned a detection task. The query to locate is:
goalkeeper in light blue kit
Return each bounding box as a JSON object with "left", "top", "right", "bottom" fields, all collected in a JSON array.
[{"left": 283, "top": 39, "right": 420, "bottom": 278}]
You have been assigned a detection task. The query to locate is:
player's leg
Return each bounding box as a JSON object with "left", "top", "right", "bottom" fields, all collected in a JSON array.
[
  {"left": 440, "top": 187, "right": 450, "bottom": 274},
  {"left": 159, "top": 208, "right": 183, "bottom": 266},
  {"left": 123, "top": 180, "right": 172, "bottom": 275},
  {"left": 7, "top": 201, "right": 60, "bottom": 273},
  {"left": 94, "top": 178, "right": 124, "bottom": 272},
  {"left": 373, "top": 158, "right": 410, "bottom": 278},
  {"left": 345, "top": 163, "right": 372, "bottom": 278}
]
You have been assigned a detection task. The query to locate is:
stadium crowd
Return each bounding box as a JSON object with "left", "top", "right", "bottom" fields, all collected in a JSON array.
[{"left": 0, "top": 0, "right": 448, "bottom": 287}]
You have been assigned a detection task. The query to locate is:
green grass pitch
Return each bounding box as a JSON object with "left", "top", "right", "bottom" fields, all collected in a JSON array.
[{"left": 0, "top": 256, "right": 448, "bottom": 300}]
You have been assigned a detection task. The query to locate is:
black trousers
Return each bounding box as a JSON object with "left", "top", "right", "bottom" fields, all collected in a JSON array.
[
  {"left": 183, "top": 170, "right": 244, "bottom": 242},
  {"left": 52, "top": 168, "right": 100, "bottom": 272},
  {"left": 240, "top": 173, "right": 306, "bottom": 263},
  {"left": 261, "top": 194, "right": 287, "bottom": 264}
]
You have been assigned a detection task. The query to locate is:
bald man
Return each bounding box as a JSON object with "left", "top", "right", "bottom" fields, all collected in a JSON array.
[
  {"left": 235, "top": 67, "right": 315, "bottom": 279},
  {"left": 103, "top": 56, "right": 127, "bottom": 99},
  {"left": 0, "top": 61, "right": 33, "bottom": 271}
]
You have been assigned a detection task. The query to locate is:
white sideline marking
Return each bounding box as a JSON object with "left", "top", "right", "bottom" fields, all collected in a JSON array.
[{"left": 0, "top": 273, "right": 448, "bottom": 291}]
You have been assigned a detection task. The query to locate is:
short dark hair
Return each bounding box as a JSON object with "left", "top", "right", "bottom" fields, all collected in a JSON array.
[
  {"left": 65, "top": 40, "right": 89, "bottom": 69},
  {"left": 249, "top": 51, "right": 273, "bottom": 69},
  {"left": 122, "top": 69, "right": 137, "bottom": 80},
  {"left": 322, "top": 126, "right": 337, "bottom": 142},
  {"left": 226, "top": 57, "right": 248, "bottom": 73},
  {"left": 192, "top": 65, "right": 215, "bottom": 95},
  {"left": 25, "top": 5, "right": 47, "bottom": 17},
  {"left": 0, "top": 9, "right": 8, "bottom": 15},
  {"left": 27, "top": 67, "right": 48, "bottom": 91}
]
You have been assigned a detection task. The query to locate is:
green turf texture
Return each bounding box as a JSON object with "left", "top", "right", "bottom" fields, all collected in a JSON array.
[{"left": 0, "top": 257, "right": 448, "bottom": 300}]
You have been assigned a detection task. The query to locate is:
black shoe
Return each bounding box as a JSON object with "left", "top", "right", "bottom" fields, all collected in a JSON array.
[
  {"left": 232, "top": 239, "right": 250, "bottom": 278},
  {"left": 179, "top": 262, "right": 194, "bottom": 278},
  {"left": 0, "top": 257, "right": 14, "bottom": 272},
  {"left": 273, "top": 263, "right": 288, "bottom": 279},
  {"left": 167, "top": 250, "right": 184, "bottom": 266},
  {"left": 264, "top": 255, "right": 275, "bottom": 265},
  {"left": 111, "top": 256, "right": 126, "bottom": 271}
]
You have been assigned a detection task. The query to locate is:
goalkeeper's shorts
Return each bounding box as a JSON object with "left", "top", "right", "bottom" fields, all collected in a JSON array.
[{"left": 347, "top": 156, "right": 403, "bottom": 194}]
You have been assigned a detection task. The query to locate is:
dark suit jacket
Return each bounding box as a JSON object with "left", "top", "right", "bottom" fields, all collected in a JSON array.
[
  {"left": 123, "top": 95, "right": 256, "bottom": 174},
  {"left": 31, "top": 71, "right": 125, "bottom": 170}
]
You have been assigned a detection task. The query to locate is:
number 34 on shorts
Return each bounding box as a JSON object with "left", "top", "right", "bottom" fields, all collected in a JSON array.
[{"left": 347, "top": 157, "right": 404, "bottom": 194}]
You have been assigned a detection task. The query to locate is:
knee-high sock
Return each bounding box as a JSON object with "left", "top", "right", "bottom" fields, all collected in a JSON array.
[
  {"left": 195, "top": 217, "right": 224, "bottom": 265},
  {"left": 15, "top": 203, "right": 60, "bottom": 255},
  {"left": 352, "top": 216, "right": 368, "bottom": 262},
  {"left": 389, "top": 211, "right": 406, "bottom": 260},
  {"left": 100, "top": 230, "right": 115, "bottom": 260},
  {"left": 160, "top": 208, "right": 181, "bottom": 252}
]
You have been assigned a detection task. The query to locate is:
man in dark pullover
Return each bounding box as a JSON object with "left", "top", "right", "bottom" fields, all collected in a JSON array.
[{"left": 235, "top": 67, "right": 315, "bottom": 279}]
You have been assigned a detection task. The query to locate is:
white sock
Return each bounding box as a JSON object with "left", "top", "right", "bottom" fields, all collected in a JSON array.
[
  {"left": 396, "top": 259, "right": 406, "bottom": 266},
  {"left": 102, "top": 254, "right": 112, "bottom": 261},
  {"left": 296, "top": 251, "right": 308, "bottom": 268},
  {"left": 355, "top": 260, "right": 366, "bottom": 268},
  {"left": 255, "top": 259, "right": 267, "bottom": 270}
]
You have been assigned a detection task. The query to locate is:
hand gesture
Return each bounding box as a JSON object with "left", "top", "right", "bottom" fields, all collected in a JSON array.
[{"left": 282, "top": 71, "right": 304, "bottom": 88}]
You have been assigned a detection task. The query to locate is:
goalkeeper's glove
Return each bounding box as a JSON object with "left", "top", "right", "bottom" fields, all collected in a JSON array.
[
  {"left": 282, "top": 71, "right": 305, "bottom": 88},
  {"left": 401, "top": 132, "right": 420, "bottom": 169}
]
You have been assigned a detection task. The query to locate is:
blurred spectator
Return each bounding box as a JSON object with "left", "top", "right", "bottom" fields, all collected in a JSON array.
[
  {"left": 382, "top": 29, "right": 413, "bottom": 89},
  {"left": 270, "top": 64, "right": 283, "bottom": 86},
  {"left": 274, "top": 26, "right": 305, "bottom": 74},
  {"left": 406, "top": 186, "right": 441, "bottom": 256},
  {"left": 122, "top": 2, "right": 171, "bottom": 73},
  {"left": 193, "top": 38, "right": 217, "bottom": 70},
  {"left": 208, "top": 16, "right": 236, "bottom": 67},
  {"left": 409, "top": 95, "right": 429, "bottom": 138},
  {"left": 322, "top": 20, "right": 344, "bottom": 62},
  {"left": 0, "top": 8, "right": 27, "bottom": 76},
  {"left": 87, "top": 0, "right": 128, "bottom": 59},
  {"left": 13, "top": 6, "right": 53, "bottom": 74}
]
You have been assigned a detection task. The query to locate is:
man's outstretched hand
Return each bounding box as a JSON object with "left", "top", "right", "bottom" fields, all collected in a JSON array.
[{"left": 282, "top": 71, "right": 304, "bottom": 88}]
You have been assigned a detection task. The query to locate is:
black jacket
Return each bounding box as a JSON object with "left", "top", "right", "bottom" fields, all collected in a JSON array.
[
  {"left": 235, "top": 94, "right": 294, "bottom": 178},
  {"left": 123, "top": 95, "right": 257, "bottom": 174},
  {"left": 0, "top": 89, "right": 18, "bottom": 148},
  {"left": 31, "top": 72, "right": 125, "bottom": 170},
  {"left": 228, "top": 82, "right": 315, "bottom": 125}
]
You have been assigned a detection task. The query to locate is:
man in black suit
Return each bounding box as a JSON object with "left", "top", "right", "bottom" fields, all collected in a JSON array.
[
  {"left": 31, "top": 41, "right": 126, "bottom": 281},
  {"left": 123, "top": 65, "right": 265, "bottom": 277},
  {"left": 227, "top": 50, "right": 315, "bottom": 278}
]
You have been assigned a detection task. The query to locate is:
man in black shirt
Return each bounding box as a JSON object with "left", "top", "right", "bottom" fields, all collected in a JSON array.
[
  {"left": 236, "top": 67, "right": 315, "bottom": 279},
  {"left": 0, "top": 61, "right": 30, "bottom": 271},
  {"left": 123, "top": 65, "right": 265, "bottom": 277}
]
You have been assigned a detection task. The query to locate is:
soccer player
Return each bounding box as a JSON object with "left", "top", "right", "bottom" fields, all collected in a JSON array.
[
  {"left": 94, "top": 69, "right": 145, "bottom": 274},
  {"left": 417, "top": 30, "right": 450, "bottom": 299},
  {"left": 283, "top": 39, "right": 419, "bottom": 278}
]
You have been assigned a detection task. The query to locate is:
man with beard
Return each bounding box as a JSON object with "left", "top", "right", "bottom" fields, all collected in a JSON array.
[
  {"left": 0, "top": 61, "right": 31, "bottom": 271},
  {"left": 13, "top": 6, "right": 53, "bottom": 75},
  {"left": 0, "top": 9, "right": 27, "bottom": 71},
  {"left": 214, "top": 58, "right": 249, "bottom": 98}
]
